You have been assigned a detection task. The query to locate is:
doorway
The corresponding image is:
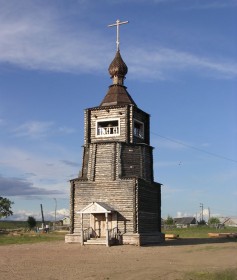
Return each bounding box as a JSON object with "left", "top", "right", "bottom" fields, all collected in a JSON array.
[{"left": 94, "top": 214, "right": 112, "bottom": 237}]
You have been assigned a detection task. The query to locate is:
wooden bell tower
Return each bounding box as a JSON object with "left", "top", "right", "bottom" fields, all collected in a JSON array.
[{"left": 65, "top": 20, "right": 164, "bottom": 246}]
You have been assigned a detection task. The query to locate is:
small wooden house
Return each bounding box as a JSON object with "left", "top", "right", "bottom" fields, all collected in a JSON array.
[
  {"left": 65, "top": 47, "right": 164, "bottom": 246},
  {"left": 173, "top": 217, "right": 197, "bottom": 228}
]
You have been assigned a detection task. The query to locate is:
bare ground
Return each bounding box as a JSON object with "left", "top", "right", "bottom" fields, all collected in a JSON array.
[{"left": 0, "top": 238, "right": 237, "bottom": 280}]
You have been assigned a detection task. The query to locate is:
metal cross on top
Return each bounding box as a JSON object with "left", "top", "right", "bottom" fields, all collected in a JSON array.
[{"left": 108, "top": 19, "right": 129, "bottom": 51}]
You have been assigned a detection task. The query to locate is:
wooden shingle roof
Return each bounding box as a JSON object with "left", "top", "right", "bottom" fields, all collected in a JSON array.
[{"left": 100, "top": 84, "right": 137, "bottom": 107}]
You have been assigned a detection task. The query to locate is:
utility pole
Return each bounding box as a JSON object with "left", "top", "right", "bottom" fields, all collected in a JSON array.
[
  {"left": 200, "top": 203, "right": 204, "bottom": 222},
  {"left": 40, "top": 204, "right": 45, "bottom": 229},
  {"left": 208, "top": 207, "right": 211, "bottom": 221},
  {"left": 54, "top": 198, "right": 57, "bottom": 230}
]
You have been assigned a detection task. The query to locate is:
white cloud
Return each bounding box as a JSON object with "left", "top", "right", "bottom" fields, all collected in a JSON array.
[
  {"left": 162, "top": 185, "right": 185, "bottom": 194},
  {"left": 12, "top": 121, "right": 76, "bottom": 139},
  {"left": 151, "top": 0, "right": 237, "bottom": 9},
  {"left": 5, "top": 209, "right": 39, "bottom": 221},
  {"left": 5, "top": 208, "right": 69, "bottom": 221},
  {"left": 127, "top": 47, "right": 237, "bottom": 80},
  {"left": 13, "top": 121, "right": 54, "bottom": 138},
  {"left": 176, "top": 209, "right": 221, "bottom": 220},
  {"left": 0, "top": 1, "right": 236, "bottom": 80},
  {"left": 113, "top": 0, "right": 237, "bottom": 9},
  {"left": 176, "top": 211, "right": 194, "bottom": 218},
  {"left": 58, "top": 126, "right": 76, "bottom": 134},
  {"left": 0, "top": 145, "right": 78, "bottom": 196},
  {"left": 0, "top": 1, "right": 109, "bottom": 73},
  {"left": 203, "top": 208, "right": 210, "bottom": 216},
  {"left": 0, "top": 175, "right": 64, "bottom": 197},
  {"left": 49, "top": 208, "right": 69, "bottom": 218},
  {"left": 61, "top": 160, "right": 79, "bottom": 167},
  {"left": 180, "top": 0, "right": 237, "bottom": 10}
]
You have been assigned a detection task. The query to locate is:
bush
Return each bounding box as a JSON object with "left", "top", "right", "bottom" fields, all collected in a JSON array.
[{"left": 27, "top": 216, "right": 36, "bottom": 230}]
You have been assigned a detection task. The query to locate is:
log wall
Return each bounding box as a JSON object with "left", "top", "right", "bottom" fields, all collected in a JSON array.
[
  {"left": 121, "top": 144, "right": 153, "bottom": 181},
  {"left": 71, "top": 178, "right": 162, "bottom": 237},
  {"left": 79, "top": 142, "right": 154, "bottom": 182},
  {"left": 137, "top": 179, "right": 162, "bottom": 233},
  {"left": 73, "top": 179, "right": 137, "bottom": 235}
]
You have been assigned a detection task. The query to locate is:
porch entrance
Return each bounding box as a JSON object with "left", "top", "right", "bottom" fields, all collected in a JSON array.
[
  {"left": 77, "top": 202, "right": 117, "bottom": 246},
  {"left": 94, "top": 213, "right": 112, "bottom": 237}
]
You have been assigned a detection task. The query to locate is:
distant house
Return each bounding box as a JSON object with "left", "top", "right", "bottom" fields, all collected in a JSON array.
[
  {"left": 62, "top": 217, "right": 70, "bottom": 226},
  {"left": 173, "top": 217, "right": 197, "bottom": 228}
]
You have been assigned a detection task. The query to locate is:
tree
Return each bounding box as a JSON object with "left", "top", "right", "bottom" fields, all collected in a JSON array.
[
  {"left": 0, "top": 197, "right": 14, "bottom": 219},
  {"left": 27, "top": 216, "right": 37, "bottom": 230},
  {"left": 198, "top": 219, "right": 206, "bottom": 225},
  {"left": 208, "top": 217, "right": 220, "bottom": 225},
  {"left": 165, "top": 215, "right": 174, "bottom": 225}
]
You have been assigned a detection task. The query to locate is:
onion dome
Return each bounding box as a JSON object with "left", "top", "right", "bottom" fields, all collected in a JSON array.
[
  {"left": 108, "top": 51, "right": 128, "bottom": 85},
  {"left": 100, "top": 50, "right": 136, "bottom": 107}
]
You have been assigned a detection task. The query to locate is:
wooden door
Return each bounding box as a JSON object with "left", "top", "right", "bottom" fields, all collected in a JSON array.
[
  {"left": 94, "top": 214, "right": 106, "bottom": 237},
  {"left": 94, "top": 214, "right": 112, "bottom": 237}
]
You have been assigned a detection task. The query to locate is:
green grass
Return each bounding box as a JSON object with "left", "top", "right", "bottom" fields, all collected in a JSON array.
[
  {"left": 163, "top": 226, "right": 237, "bottom": 238},
  {"left": 0, "top": 220, "right": 48, "bottom": 230},
  {"left": 1, "top": 221, "right": 237, "bottom": 245},
  {"left": 0, "top": 220, "right": 67, "bottom": 245},
  {"left": 184, "top": 269, "right": 237, "bottom": 280},
  {"left": 0, "top": 232, "right": 65, "bottom": 245}
]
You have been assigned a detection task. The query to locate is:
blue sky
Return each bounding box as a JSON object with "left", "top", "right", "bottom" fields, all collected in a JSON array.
[{"left": 0, "top": 0, "right": 237, "bottom": 221}]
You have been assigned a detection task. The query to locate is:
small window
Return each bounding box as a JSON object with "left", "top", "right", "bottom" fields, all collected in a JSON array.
[
  {"left": 134, "top": 120, "right": 144, "bottom": 139},
  {"left": 96, "top": 119, "right": 120, "bottom": 137}
]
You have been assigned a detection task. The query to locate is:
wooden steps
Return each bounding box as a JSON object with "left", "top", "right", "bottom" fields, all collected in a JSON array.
[{"left": 84, "top": 238, "right": 107, "bottom": 245}]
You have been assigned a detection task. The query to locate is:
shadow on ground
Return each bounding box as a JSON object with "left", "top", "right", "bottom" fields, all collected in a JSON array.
[{"left": 159, "top": 237, "right": 237, "bottom": 247}]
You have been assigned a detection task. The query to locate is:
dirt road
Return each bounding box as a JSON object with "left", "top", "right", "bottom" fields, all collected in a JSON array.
[{"left": 0, "top": 239, "right": 236, "bottom": 280}]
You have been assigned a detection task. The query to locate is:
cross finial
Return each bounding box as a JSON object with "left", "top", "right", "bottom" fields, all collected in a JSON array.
[{"left": 108, "top": 19, "right": 129, "bottom": 51}]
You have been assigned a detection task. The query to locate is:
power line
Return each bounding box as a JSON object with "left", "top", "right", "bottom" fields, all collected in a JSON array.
[{"left": 151, "top": 132, "right": 237, "bottom": 163}]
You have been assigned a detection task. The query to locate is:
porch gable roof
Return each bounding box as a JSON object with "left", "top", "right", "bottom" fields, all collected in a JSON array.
[{"left": 77, "top": 202, "right": 115, "bottom": 214}]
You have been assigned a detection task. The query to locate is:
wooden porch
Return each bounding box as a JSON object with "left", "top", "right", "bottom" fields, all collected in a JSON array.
[{"left": 77, "top": 202, "right": 121, "bottom": 246}]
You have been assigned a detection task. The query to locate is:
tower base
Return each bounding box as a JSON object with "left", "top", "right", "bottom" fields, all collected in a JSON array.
[
  {"left": 65, "top": 234, "right": 81, "bottom": 243},
  {"left": 122, "top": 232, "right": 165, "bottom": 246},
  {"left": 65, "top": 232, "right": 165, "bottom": 246}
]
